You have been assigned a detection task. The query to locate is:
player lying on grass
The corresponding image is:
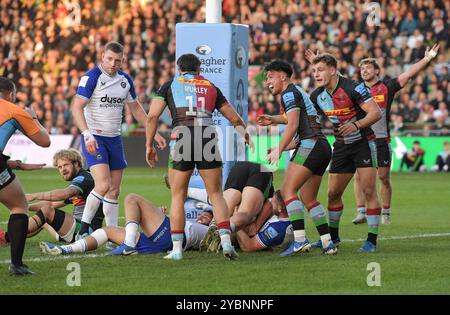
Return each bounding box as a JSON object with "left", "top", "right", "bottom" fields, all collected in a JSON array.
[
  {"left": 0, "top": 149, "right": 104, "bottom": 246},
  {"left": 189, "top": 188, "right": 294, "bottom": 253},
  {"left": 231, "top": 190, "right": 293, "bottom": 252},
  {"left": 198, "top": 161, "right": 295, "bottom": 253},
  {"left": 39, "top": 193, "right": 213, "bottom": 256}
]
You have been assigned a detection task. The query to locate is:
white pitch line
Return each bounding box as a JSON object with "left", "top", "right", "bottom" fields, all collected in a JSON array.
[
  {"left": 0, "top": 253, "right": 106, "bottom": 265},
  {"left": 1, "top": 217, "right": 125, "bottom": 225},
  {"left": 341, "top": 232, "right": 450, "bottom": 243},
  {"left": 0, "top": 232, "right": 449, "bottom": 265}
]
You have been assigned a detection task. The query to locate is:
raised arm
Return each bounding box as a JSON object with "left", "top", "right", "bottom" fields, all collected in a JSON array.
[{"left": 397, "top": 44, "right": 439, "bottom": 87}]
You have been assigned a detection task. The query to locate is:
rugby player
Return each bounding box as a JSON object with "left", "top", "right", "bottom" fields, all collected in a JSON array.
[
  {"left": 235, "top": 190, "right": 294, "bottom": 252},
  {"left": 0, "top": 77, "right": 50, "bottom": 275},
  {"left": 352, "top": 44, "right": 439, "bottom": 225},
  {"left": 264, "top": 60, "right": 336, "bottom": 256},
  {"left": 145, "top": 53, "right": 249, "bottom": 260},
  {"left": 0, "top": 149, "right": 104, "bottom": 246},
  {"left": 309, "top": 53, "right": 382, "bottom": 253},
  {"left": 199, "top": 161, "right": 275, "bottom": 251},
  {"left": 40, "top": 193, "right": 213, "bottom": 256},
  {"left": 71, "top": 41, "right": 166, "bottom": 243}
]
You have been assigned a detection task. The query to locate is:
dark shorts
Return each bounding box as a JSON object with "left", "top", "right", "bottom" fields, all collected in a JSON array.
[
  {"left": 290, "top": 138, "right": 332, "bottom": 176},
  {"left": 329, "top": 139, "right": 377, "bottom": 174},
  {"left": 136, "top": 216, "right": 173, "bottom": 254},
  {"left": 169, "top": 126, "right": 222, "bottom": 171},
  {"left": 0, "top": 154, "right": 16, "bottom": 190},
  {"left": 224, "top": 161, "right": 274, "bottom": 199},
  {"left": 81, "top": 135, "right": 127, "bottom": 170},
  {"left": 376, "top": 138, "right": 392, "bottom": 168}
]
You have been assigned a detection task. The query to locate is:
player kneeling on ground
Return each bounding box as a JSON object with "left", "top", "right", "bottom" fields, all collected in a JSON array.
[{"left": 40, "top": 193, "right": 213, "bottom": 256}]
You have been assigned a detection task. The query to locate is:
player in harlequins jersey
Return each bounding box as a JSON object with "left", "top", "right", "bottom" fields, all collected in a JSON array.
[
  {"left": 1, "top": 149, "right": 104, "bottom": 246},
  {"left": 352, "top": 44, "right": 440, "bottom": 226},
  {"left": 310, "top": 53, "right": 382, "bottom": 253},
  {"left": 264, "top": 60, "right": 337, "bottom": 256},
  {"left": 145, "top": 53, "right": 250, "bottom": 261}
]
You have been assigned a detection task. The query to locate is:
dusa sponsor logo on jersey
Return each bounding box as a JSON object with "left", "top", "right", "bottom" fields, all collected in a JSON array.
[{"left": 100, "top": 94, "right": 126, "bottom": 108}]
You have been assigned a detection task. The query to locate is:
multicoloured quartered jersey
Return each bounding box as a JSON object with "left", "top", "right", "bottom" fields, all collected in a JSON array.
[
  {"left": 64, "top": 169, "right": 103, "bottom": 225},
  {"left": 280, "top": 83, "right": 325, "bottom": 141},
  {"left": 155, "top": 73, "right": 227, "bottom": 127},
  {"left": 311, "top": 76, "right": 374, "bottom": 144},
  {"left": 366, "top": 78, "right": 402, "bottom": 139}
]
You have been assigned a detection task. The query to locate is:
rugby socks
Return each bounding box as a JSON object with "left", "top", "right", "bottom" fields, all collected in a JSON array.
[
  {"left": 61, "top": 229, "right": 108, "bottom": 253},
  {"left": 382, "top": 205, "right": 390, "bottom": 216},
  {"left": 357, "top": 205, "right": 366, "bottom": 214},
  {"left": 8, "top": 214, "right": 28, "bottom": 266},
  {"left": 217, "top": 221, "right": 232, "bottom": 246},
  {"left": 366, "top": 208, "right": 381, "bottom": 245},
  {"left": 61, "top": 238, "right": 87, "bottom": 253},
  {"left": 328, "top": 205, "right": 343, "bottom": 241},
  {"left": 171, "top": 231, "right": 184, "bottom": 254},
  {"left": 285, "top": 198, "right": 306, "bottom": 243},
  {"left": 79, "top": 190, "right": 103, "bottom": 234},
  {"left": 307, "top": 202, "right": 331, "bottom": 248},
  {"left": 103, "top": 197, "right": 119, "bottom": 227},
  {"left": 124, "top": 220, "right": 139, "bottom": 247}
]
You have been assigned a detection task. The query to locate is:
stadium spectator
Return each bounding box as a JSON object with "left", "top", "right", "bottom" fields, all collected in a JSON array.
[
  {"left": 433, "top": 141, "right": 450, "bottom": 172},
  {"left": 0, "top": 0, "right": 448, "bottom": 134},
  {"left": 402, "top": 100, "right": 421, "bottom": 123},
  {"left": 399, "top": 140, "right": 426, "bottom": 172}
]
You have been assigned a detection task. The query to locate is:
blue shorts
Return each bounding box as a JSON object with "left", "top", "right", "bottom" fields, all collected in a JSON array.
[
  {"left": 136, "top": 216, "right": 173, "bottom": 254},
  {"left": 81, "top": 134, "right": 127, "bottom": 170}
]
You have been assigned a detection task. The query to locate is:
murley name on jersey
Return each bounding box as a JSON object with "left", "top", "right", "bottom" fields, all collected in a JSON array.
[{"left": 184, "top": 86, "right": 208, "bottom": 94}]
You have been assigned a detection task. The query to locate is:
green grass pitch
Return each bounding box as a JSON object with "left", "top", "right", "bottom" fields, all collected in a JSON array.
[{"left": 0, "top": 167, "right": 449, "bottom": 294}]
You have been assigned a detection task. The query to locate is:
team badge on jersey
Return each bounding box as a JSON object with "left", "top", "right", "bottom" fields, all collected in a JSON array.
[{"left": 121, "top": 81, "right": 126, "bottom": 88}]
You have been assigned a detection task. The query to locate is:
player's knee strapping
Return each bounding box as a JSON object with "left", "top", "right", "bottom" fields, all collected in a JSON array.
[
  {"left": 48, "top": 209, "right": 66, "bottom": 232},
  {"left": 31, "top": 210, "right": 46, "bottom": 230}
]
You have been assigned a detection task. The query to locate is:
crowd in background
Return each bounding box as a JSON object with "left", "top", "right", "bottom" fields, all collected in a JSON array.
[{"left": 0, "top": 0, "right": 449, "bottom": 136}]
